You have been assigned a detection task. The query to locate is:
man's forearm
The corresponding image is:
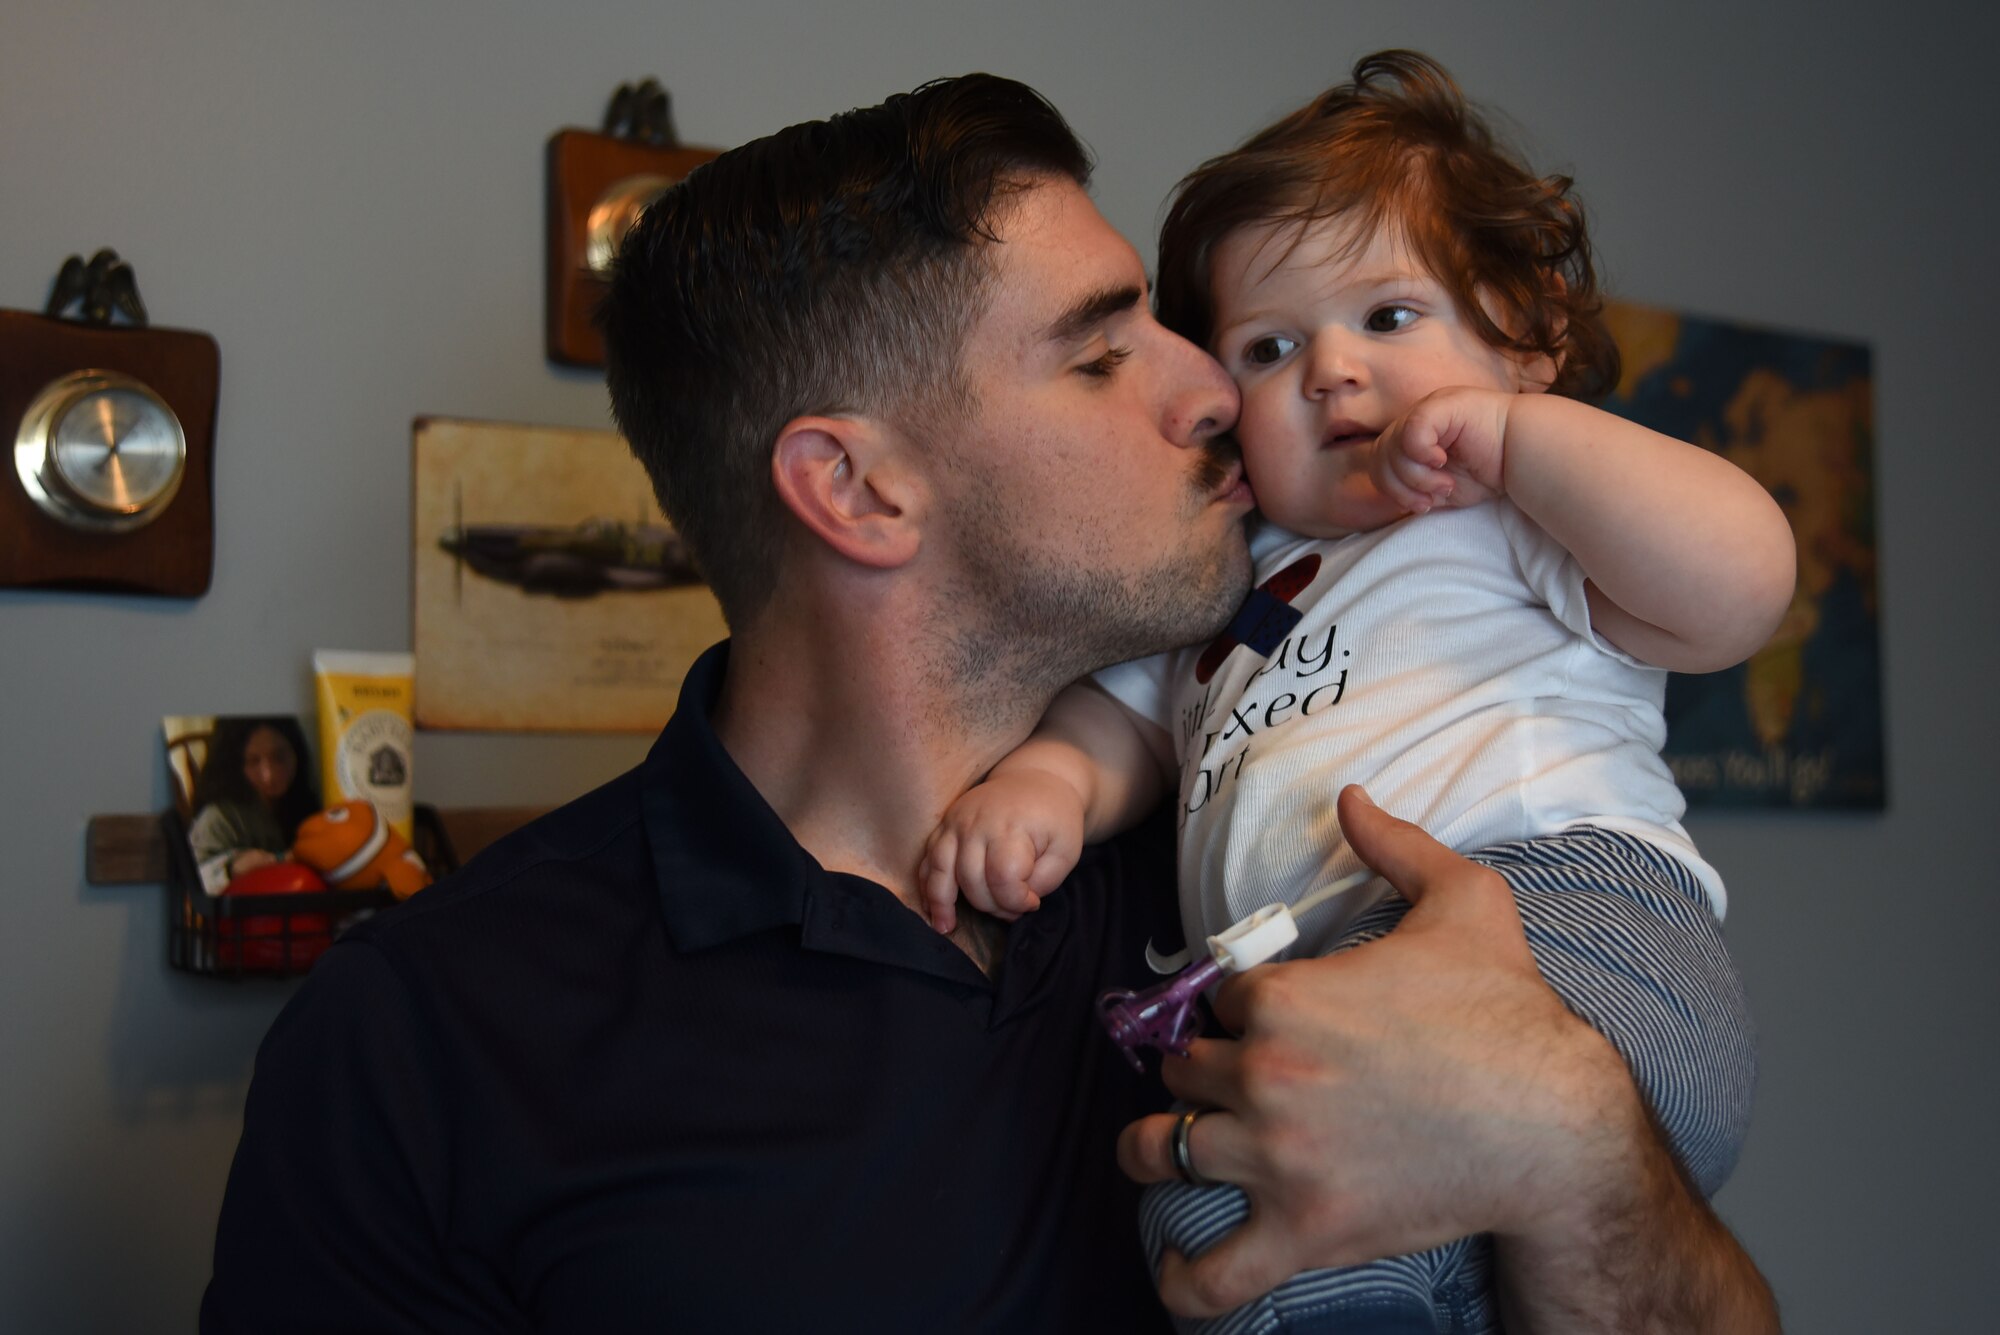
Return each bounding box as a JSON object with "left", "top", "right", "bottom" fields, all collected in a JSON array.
[{"left": 1495, "top": 1064, "right": 1779, "bottom": 1334}]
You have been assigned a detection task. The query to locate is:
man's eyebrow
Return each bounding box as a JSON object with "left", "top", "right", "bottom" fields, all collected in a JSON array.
[{"left": 1041, "top": 283, "right": 1144, "bottom": 344}]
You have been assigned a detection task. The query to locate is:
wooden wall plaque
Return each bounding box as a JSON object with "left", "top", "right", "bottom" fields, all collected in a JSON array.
[
  {"left": 0, "top": 309, "right": 218, "bottom": 597},
  {"left": 544, "top": 130, "right": 719, "bottom": 367}
]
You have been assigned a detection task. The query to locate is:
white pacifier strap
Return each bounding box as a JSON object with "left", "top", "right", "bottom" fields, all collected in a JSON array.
[{"left": 1144, "top": 869, "right": 1375, "bottom": 976}]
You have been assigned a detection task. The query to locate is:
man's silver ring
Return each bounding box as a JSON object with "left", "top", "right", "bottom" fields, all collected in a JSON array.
[{"left": 1170, "top": 1107, "right": 1215, "bottom": 1187}]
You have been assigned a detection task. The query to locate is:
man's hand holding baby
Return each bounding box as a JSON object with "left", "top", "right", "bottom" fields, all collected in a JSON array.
[{"left": 1369, "top": 386, "right": 1514, "bottom": 516}]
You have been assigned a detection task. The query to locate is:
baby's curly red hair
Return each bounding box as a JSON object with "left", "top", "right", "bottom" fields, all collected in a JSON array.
[{"left": 1156, "top": 50, "right": 1618, "bottom": 402}]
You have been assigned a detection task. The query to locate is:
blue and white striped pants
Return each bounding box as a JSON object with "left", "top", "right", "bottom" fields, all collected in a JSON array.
[{"left": 1138, "top": 827, "right": 1757, "bottom": 1335}]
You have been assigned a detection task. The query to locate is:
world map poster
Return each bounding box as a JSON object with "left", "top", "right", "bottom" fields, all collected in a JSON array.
[{"left": 1600, "top": 300, "right": 1883, "bottom": 808}]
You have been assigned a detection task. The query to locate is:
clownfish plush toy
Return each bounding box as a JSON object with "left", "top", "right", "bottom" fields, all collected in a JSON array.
[{"left": 291, "top": 800, "right": 433, "bottom": 899}]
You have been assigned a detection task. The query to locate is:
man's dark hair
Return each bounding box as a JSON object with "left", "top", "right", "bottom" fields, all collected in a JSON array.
[
  {"left": 1157, "top": 50, "right": 1618, "bottom": 401},
  {"left": 602, "top": 74, "right": 1092, "bottom": 626}
]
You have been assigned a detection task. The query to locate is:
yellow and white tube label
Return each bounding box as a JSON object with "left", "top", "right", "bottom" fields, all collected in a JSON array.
[{"left": 313, "top": 650, "right": 416, "bottom": 841}]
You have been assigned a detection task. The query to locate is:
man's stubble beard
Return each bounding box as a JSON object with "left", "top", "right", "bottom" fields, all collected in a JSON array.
[{"left": 927, "top": 438, "right": 1252, "bottom": 729}]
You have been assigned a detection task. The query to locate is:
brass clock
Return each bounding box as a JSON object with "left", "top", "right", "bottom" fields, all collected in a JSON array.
[
  {"left": 14, "top": 369, "right": 187, "bottom": 532},
  {"left": 0, "top": 301, "right": 218, "bottom": 597}
]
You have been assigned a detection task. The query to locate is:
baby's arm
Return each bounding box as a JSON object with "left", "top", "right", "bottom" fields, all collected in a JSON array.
[
  {"left": 921, "top": 682, "right": 1172, "bottom": 934},
  {"left": 1375, "top": 389, "right": 1795, "bottom": 673}
]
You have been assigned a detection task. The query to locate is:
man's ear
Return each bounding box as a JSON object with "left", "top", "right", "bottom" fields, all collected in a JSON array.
[{"left": 770, "top": 416, "right": 923, "bottom": 569}]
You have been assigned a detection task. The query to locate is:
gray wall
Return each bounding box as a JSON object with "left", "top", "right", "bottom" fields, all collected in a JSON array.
[{"left": 3, "top": 2, "right": 1992, "bottom": 1329}]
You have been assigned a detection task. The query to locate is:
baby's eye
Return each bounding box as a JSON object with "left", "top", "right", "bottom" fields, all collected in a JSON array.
[
  {"left": 1365, "top": 305, "right": 1418, "bottom": 333},
  {"left": 1243, "top": 335, "right": 1297, "bottom": 366}
]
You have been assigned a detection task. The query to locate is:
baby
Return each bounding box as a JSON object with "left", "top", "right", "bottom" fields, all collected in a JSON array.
[{"left": 922, "top": 51, "right": 1794, "bottom": 1333}]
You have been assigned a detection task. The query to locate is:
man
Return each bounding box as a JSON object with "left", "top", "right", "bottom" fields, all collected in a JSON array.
[{"left": 204, "top": 75, "right": 1776, "bottom": 1331}]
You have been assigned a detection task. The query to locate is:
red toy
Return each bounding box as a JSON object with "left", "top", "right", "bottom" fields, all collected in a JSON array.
[{"left": 217, "top": 861, "right": 332, "bottom": 972}]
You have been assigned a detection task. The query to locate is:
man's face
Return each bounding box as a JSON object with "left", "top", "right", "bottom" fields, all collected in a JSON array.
[{"left": 926, "top": 177, "right": 1254, "bottom": 688}]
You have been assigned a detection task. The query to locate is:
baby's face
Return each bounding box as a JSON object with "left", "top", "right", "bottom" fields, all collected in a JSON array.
[{"left": 1207, "top": 214, "right": 1536, "bottom": 537}]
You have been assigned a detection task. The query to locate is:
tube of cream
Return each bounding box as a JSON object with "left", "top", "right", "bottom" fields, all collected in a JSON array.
[{"left": 312, "top": 650, "right": 417, "bottom": 841}]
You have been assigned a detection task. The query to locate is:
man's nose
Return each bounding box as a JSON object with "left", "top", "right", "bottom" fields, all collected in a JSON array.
[{"left": 1169, "top": 338, "right": 1241, "bottom": 446}]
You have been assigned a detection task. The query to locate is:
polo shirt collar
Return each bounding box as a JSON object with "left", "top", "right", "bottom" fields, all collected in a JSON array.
[
  {"left": 643, "top": 642, "right": 1057, "bottom": 1000},
  {"left": 644, "top": 641, "right": 820, "bottom": 950}
]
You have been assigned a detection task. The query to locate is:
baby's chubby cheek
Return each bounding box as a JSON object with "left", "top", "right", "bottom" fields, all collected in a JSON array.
[{"left": 1229, "top": 411, "right": 1298, "bottom": 489}]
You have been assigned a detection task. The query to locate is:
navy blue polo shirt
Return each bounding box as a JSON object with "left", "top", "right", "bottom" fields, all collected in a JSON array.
[{"left": 204, "top": 644, "right": 1178, "bottom": 1333}]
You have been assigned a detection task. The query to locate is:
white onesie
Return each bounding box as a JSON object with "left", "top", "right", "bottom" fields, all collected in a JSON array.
[{"left": 1094, "top": 502, "right": 1722, "bottom": 957}]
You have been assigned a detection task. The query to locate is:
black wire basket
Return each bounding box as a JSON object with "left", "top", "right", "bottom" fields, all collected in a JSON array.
[{"left": 161, "top": 805, "right": 457, "bottom": 979}]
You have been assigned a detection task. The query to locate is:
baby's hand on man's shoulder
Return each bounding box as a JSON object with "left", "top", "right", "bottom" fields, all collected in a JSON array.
[
  {"left": 919, "top": 768, "right": 1086, "bottom": 935},
  {"left": 1371, "top": 386, "right": 1514, "bottom": 515}
]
